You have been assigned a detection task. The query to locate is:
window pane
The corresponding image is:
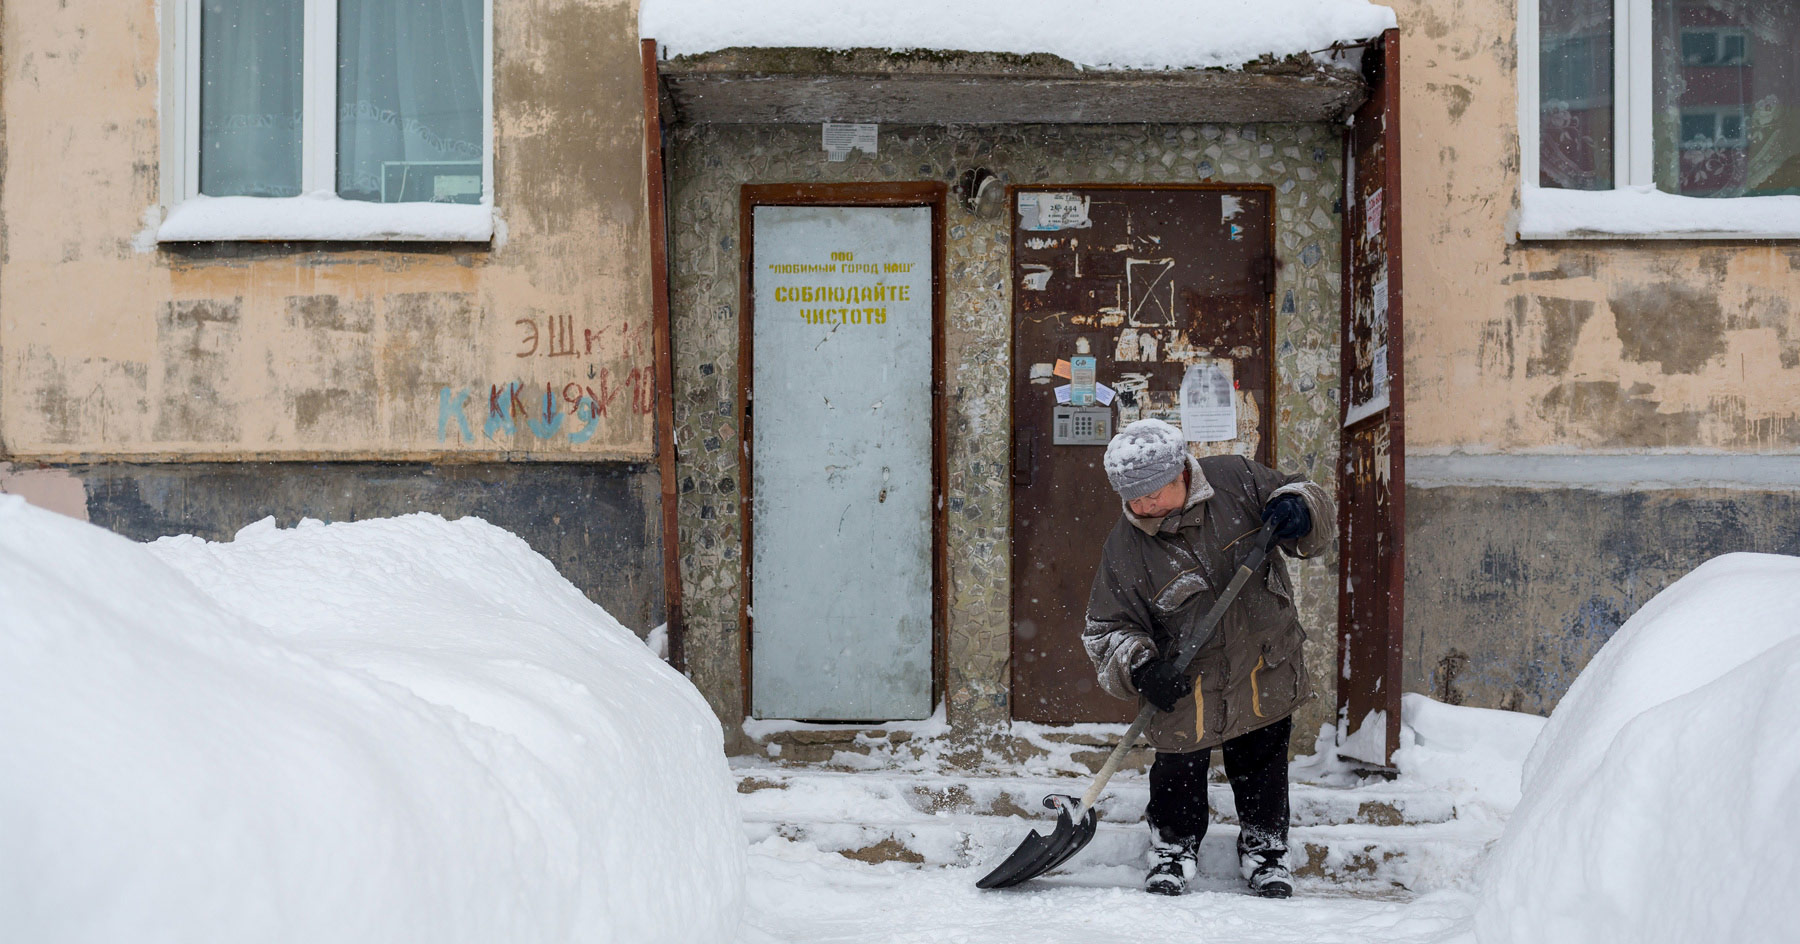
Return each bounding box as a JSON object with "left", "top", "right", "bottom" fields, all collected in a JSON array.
[
  {"left": 1653, "top": 1, "right": 1800, "bottom": 197},
  {"left": 200, "top": 0, "right": 303, "bottom": 197},
  {"left": 337, "top": 0, "right": 484, "bottom": 204},
  {"left": 1540, "top": 0, "right": 1615, "bottom": 189}
]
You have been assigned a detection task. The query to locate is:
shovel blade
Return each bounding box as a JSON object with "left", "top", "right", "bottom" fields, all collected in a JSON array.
[{"left": 975, "top": 802, "right": 1099, "bottom": 889}]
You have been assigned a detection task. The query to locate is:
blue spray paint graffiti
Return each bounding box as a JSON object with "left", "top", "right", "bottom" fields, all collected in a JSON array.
[{"left": 437, "top": 368, "right": 655, "bottom": 444}]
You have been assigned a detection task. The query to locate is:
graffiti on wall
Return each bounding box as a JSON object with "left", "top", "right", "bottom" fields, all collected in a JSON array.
[{"left": 437, "top": 367, "right": 655, "bottom": 445}]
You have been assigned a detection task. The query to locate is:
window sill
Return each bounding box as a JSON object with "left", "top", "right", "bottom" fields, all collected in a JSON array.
[
  {"left": 1518, "top": 184, "right": 1800, "bottom": 241},
  {"left": 156, "top": 193, "right": 493, "bottom": 243}
]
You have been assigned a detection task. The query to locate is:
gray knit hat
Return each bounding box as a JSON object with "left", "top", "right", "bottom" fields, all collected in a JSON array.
[{"left": 1103, "top": 419, "right": 1187, "bottom": 500}]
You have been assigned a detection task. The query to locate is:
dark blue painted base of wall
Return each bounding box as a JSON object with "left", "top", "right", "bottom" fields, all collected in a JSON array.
[
  {"left": 1405, "top": 485, "right": 1800, "bottom": 715},
  {"left": 64, "top": 461, "right": 664, "bottom": 633}
]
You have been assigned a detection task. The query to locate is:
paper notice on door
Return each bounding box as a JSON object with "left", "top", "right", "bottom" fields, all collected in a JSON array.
[
  {"left": 1018, "top": 192, "right": 1092, "bottom": 231},
  {"left": 1372, "top": 345, "right": 1389, "bottom": 399},
  {"left": 1179, "top": 360, "right": 1237, "bottom": 442}
]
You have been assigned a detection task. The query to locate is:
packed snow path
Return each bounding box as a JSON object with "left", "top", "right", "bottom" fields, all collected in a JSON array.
[{"left": 738, "top": 838, "right": 1476, "bottom": 944}]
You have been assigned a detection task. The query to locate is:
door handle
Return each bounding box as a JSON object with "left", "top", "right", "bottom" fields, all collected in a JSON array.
[{"left": 1012, "top": 427, "right": 1035, "bottom": 487}]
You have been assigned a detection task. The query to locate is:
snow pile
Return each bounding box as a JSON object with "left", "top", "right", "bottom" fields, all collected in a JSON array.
[
  {"left": 1390, "top": 694, "right": 1546, "bottom": 821},
  {"left": 1519, "top": 184, "right": 1800, "bottom": 240},
  {"left": 1475, "top": 552, "right": 1800, "bottom": 944},
  {"left": 1294, "top": 695, "right": 1544, "bottom": 820},
  {"left": 0, "top": 498, "right": 743, "bottom": 944},
  {"left": 642, "top": 0, "right": 1397, "bottom": 71}
]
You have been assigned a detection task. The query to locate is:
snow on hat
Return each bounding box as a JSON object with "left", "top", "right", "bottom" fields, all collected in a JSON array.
[{"left": 1103, "top": 419, "right": 1187, "bottom": 501}]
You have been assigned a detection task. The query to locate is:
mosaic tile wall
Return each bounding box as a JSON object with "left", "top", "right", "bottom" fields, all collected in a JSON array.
[{"left": 666, "top": 123, "right": 1346, "bottom": 753}]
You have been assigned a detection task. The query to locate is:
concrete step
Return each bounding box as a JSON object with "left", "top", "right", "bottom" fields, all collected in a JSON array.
[
  {"left": 742, "top": 813, "right": 1489, "bottom": 893},
  {"left": 735, "top": 767, "right": 1458, "bottom": 828},
  {"left": 733, "top": 766, "right": 1489, "bottom": 893}
]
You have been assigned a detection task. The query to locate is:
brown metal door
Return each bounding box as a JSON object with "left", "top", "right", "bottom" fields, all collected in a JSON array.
[
  {"left": 1010, "top": 185, "right": 1275, "bottom": 724},
  {"left": 1337, "top": 28, "right": 1405, "bottom": 767}
]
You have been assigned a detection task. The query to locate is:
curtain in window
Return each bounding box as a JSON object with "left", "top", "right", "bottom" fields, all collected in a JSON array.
[
  {"left": 1653, "top": 1, "right": 1800, "bottom": 197},
  {"left": 200, "top": 0, "right": 303, "bottom": 197},
  {"left": 1539, "top": 0, "right": 1615, "bottom": 190},
  {"left": 337, "top": 0, "right": 484, "bottom": 204}
]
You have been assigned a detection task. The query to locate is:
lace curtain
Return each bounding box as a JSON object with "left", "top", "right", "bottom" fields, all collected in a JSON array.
[
  {"left": 337, "top": 0, "right": 484, "bottom": 203},
  {"left": 1651, "top": 0, "right": 1800, "bottom": 197},
  {"left": 200, "top": 0, "right": 303, "bottom": 197},
  {"left": 197, "top": 0, "right": 482, "bottom": 203}
]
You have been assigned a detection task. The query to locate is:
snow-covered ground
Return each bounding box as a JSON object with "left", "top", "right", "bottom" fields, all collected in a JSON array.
[
  {"left": 740, "top": 841, "right": 1478, "bottom": 944},
  {"left": 0, "top": 498, "right": 743, "bottom": 944},
  {"left": 732, "top": 697, "right": 1546, "bottom": 943}
]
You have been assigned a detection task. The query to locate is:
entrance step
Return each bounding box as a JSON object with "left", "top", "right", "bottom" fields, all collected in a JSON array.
[{"left": 734, "top": 765, "right": 1489, "bottom": 893}]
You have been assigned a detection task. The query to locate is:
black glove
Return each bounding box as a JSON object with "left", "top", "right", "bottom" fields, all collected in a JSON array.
[
  {"left": 1131, "top": 657, "right": 1194, "bottom": 713},
  {"left": 1261, "top": 494, "right": 1311, "bottom": 542}
]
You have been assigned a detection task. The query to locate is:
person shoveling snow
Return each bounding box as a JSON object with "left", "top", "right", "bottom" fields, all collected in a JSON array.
[{"left": 981, "top": 419, "right": 1335, "bottom": 897}]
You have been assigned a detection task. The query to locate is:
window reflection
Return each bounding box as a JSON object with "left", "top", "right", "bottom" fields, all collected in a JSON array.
[
  {"left": 1654, "top": 1, "right": 1800, "bottom": 197},
  {"left": 1540, "top": 0, "right": 1615, "bottom": 190}
]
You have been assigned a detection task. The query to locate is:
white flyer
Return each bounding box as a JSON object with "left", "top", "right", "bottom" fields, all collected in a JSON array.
[
  {"left": 1018, "top": 192, "right": 1092, "bottom": 231},
  {"left": 822, "top": 122, "right": 878, "bottom": 161},
  {"left": 1179, "top": 360, "right": 1237, "bottom": 443}
]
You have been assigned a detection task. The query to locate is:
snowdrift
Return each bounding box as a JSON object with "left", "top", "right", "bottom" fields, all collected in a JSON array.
[
  {"left": 0, "top": 497, "right": 744, "bottom": 944},
  {"left": 1475, "top": 552, "right": 1800, "bottom": 944}
]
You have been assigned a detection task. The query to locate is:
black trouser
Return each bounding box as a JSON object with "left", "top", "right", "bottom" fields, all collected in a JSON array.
[{"left": 1145, "top": 716, "right": 1291, "bottom": 850}]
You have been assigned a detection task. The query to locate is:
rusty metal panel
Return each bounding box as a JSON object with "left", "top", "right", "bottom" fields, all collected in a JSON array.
[
  {"left": 1009, "top": 185, "right": 1275, "bottom": 724},
  {"left": 1337, "top": 28, "right": 1406, "bottom": 767}
]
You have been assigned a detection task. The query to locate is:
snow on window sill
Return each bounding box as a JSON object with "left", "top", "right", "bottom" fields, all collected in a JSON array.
[
  {"left": 157, "top": 193, "right": 493, "bottom": 243},
  {"left": 1518, "top": 184, "right": 1800, "bottom": 241}
]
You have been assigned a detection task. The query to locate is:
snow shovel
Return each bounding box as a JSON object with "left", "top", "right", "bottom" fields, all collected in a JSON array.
[{"left": 976, "top": 519, "right": 1281, "bottom": 889}]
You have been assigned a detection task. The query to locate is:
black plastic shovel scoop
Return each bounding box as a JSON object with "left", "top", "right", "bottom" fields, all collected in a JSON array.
[{"left": 977, "top": 521, "right": 1280, "bottom": 890}]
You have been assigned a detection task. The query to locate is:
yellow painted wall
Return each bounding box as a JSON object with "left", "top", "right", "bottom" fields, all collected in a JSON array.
[
  {"left": 1394, "top": 0, "right": 1800, "bottom": 452},
  {"left": 0, "top": 0, "right": 656, "bottom": 461}
]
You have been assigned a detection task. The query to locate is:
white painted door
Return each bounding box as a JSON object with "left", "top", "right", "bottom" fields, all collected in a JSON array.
[{"left": 750, "top": 204, "right": 934, "bottom": 721}]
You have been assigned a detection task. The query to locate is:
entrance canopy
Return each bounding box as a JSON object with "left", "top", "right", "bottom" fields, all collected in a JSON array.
[{"left": 641, "top": 0, "right": 1397, "bottom": 125}]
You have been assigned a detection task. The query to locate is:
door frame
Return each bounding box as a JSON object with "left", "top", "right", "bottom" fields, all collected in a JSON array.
[
  {"left": 737, "top": 182, "right": 949, "bottom": 719},
  {"left": 1005, "top": 182, "right": 1280, "bottom": 723},
  {"left": 1336, "top": 27, "right": 1405, "bottom": 767}
]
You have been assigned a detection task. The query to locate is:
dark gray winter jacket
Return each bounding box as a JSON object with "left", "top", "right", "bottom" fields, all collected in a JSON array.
[{"left": 1082, "top": 454, "right": 1335, "bottom": 752}]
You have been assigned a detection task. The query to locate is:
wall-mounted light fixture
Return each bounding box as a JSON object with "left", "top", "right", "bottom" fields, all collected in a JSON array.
[{"left": 956, "top": 167, "right": 1004, "bottom": 218}]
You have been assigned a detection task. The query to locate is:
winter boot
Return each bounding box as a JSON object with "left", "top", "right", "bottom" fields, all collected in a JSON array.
[
  {"left": 1144, "top": 834, "right": 1200, "bottom": 896},
  {"left": 1238, "top": 829, "right": 1294, "bottom": 899}
]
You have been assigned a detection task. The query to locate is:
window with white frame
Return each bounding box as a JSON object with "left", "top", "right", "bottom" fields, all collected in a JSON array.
[
  {"left": 160, "top": 0, "right": 492, "bottom": 241},
  {"left": 1522, "top": 0, "right": 1800, "bottom": 237}
]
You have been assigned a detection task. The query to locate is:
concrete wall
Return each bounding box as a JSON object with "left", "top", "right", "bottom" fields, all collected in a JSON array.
[
  {"left": 666, "top": 122, "right": 1347, "bottom": 754},
  {"left": 0, "top": 0, "right": 656, "bottom": 461},
  {"left": 1392, "top": 1, "right": 1800, "bottom": 714},
  {"left": 0, "top": 460, "right": 665, "bottom": 633}
]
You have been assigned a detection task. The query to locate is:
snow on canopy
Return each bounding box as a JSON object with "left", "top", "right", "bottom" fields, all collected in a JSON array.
[
  {"left": 1475, "top": 552, "right": 1800, "bottom": 944},
  {"left": 640, "top": 0, "right": 1398, "bottom": 71},
  {"left": 0, "top": 497, "right": 744, "bottom": 944}
]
